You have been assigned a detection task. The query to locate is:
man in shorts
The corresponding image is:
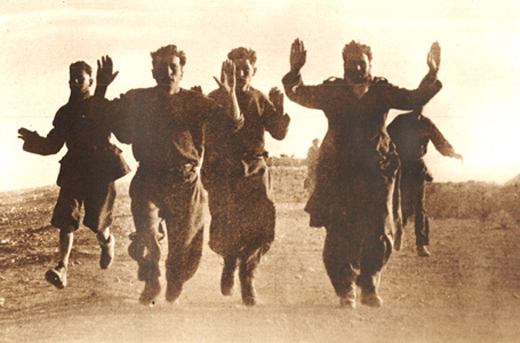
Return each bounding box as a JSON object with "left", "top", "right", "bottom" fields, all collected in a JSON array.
[{"left": 18, "top": 59, "right": 130, "bottom": 289}]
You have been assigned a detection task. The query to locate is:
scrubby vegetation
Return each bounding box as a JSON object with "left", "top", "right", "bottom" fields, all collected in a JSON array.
[{"left": 270, "top": 164, "right": 520, "bottom": 229}]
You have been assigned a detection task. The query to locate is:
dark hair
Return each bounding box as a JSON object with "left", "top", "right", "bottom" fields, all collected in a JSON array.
[
  {"left": 69, "top": 61, "right": 92, "bottom": 76},
  {"left": 227, "top": 47, "right": 257, "bottom": 66},
  {"left": 151, "top": 45, "right": 187, "bottom": 67},
  {"left": 342, "top": 41, "right": 373, "bottom": 63}
]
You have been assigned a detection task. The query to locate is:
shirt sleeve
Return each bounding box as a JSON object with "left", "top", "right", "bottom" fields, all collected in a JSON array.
[
  {"left": 100, "top": 90, "right": 139, "bottom": 145},
  {"left": 282, "top": 70, "right": 328, "bottom": 110},
  {"left": 426, "top": 118, "right": 458, "bottom": 157},
  {"left": 381, "top": 74, "right": 443, "bottom": 110},
  {"left": 21, "top": 110, "right": 66, "bottom": 155}
]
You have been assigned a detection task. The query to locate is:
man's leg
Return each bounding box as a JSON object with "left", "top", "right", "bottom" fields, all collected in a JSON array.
[
  {"left": 45, "top": 226, "right": 75, "bottom": 289},
  {"left": 357, "top": 176, "right": 395, "bottom": 308},
  {"left": 221, "top": 255, "right": 238, "bottom": 296},
  {"left": 84, "top": 182, "right": 117, "bottom": 269},
  {"left": 129, "top": 175, "right": 163, "bottom": 306},
  {"left": 358, "top": 234, "right": 387, "bottom": 308},
  {"left": 238, "top": 247, "right": 263, "bottom": 306},
  {"left": 413, "top": 178, "right": 431, "bottom": 257},
  {"left": 164, "top": 177, "right": 205, "bottom": 303},
  {"left": 323, "top": 219, "right": 361, "bottom": 309},
  {"left": 47, "top": 187, "right": 82, "bottom": 289},
  {"left": 398, "top": 171, "right": 414, "bottom": 251}
]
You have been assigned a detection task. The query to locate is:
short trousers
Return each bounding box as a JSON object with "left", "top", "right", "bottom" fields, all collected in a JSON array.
[{"left": 51, "top": 181, "right": 116, "bottom": 233}]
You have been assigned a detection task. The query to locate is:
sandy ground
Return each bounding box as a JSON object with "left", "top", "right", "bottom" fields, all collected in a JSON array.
[{"left": 1, "top": 169, "right": 520, "bottom": 343}]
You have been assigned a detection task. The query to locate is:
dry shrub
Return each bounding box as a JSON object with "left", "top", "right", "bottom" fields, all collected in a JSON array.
[
  {"left": 486, "top": 209, "right": 517, "bottom": 230},
  {"left": 426, "top": 181, "right": 520, "bottom": 225},
  {"left": 270, "top": 165, "right": 520, "bottom": 224}
]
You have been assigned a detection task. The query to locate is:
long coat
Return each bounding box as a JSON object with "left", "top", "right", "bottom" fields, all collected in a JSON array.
[
  {"left": 201, "top": 87, "right": 290, "bottom": 256},
  {"left": 282, "top": 71, "right": 442, "bottom": 235}
]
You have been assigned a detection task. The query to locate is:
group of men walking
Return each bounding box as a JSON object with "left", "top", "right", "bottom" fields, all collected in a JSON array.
[{"left": 19, "top": 38, "right": 461, "bottom": 309}]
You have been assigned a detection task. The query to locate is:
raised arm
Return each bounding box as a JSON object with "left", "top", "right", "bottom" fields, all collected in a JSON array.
[
  {"left": 428, "top": 119, "right": 463, "bottom": 161},
  {"left": 94, "top": 55, "right": 119, "bottom": 98},
  {"left": 282, "top": 39, "right": 327, "bottom": 110},
  {"left": 213, "top": 60, "right": 242, "bottom": 126},
  {"left": 383, "top": 42, "right": 443, "bottom": 110}
]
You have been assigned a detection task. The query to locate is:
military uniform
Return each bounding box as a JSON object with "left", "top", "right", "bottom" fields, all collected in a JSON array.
[
  {"left": 201, "top": 87, "right": 290, "bottom": 305},
  {"left": 387, "top": 111, "right": 459, "bottom": 248},
  {"left": 104, "top": 87, "right": 243, "bottom": 303},
  {"left": 21, "top": 94, "right": 130, "bottom": 233},
  {"left": 282, "top": 70, "right": 441, "bottom": 305}
]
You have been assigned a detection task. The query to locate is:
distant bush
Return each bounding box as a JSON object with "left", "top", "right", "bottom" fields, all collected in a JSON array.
[
  {"left": 270, "top": 166, "right": 520, "bottom": 227},
  {"left": 267, "top": 156, "right": 306, "bottom": 168},
  {"left": 426, "top": 181, "right": 520, "bottom": 226}
]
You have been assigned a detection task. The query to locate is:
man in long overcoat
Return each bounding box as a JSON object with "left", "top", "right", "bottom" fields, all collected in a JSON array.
[
  {"left": 282, "top": 39, "right": 442, "bottom": 308},
  {"left": 202, "top": 47, "right": 290, "bottom": 306}
]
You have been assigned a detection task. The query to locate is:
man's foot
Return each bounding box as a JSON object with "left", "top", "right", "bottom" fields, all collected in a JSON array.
[
  {"left": 242, "top": 293, "right": 256, "bottom": 307},
  {"left": 360, "top": 290, "right": 383, "bottom": 308},
  {"left": 139, "top": 279, "right": 161, "bottom": 306},
  {"left": 417, "top": 244, "right": 431, "bottom": 257},
  {"left": 99, "top": 234, "right": 115, "bottom": 269},
  {"left": 240, "top": 278, "right": 257, "bottom": 306},
  {"left": 45, "top": 263, "right": 67, "bottom": 289},
  {"left": 339, "top": 287, "right": 357, "bottom": 309},
  {"left": 165, "top": 282, "right": 183, "bottom": 303},
  {"left": 339, "top": 297, "right": 356, "bottom": 309}
]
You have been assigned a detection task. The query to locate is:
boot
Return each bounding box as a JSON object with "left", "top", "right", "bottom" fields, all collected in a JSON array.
[
  {"left": 360, "top": 288, "right": 383, "bottom": 308},
  {"left": 45, "top": 262, "right": 67, "bottom": 289},
  {"left": 239, "top": 264, "right": 257, "bottom": 306},
  {"left": 139, "top": 278, "right": 161, "bottom": 306},
  {"left": 339, "top": 283, "right": 357, "bottom": 309},
  {"left": 98, "top": 233, "right": 115, "bottom": 269},
  {"left": 417, "top": 244, "right": 431, "bottom": 257}
]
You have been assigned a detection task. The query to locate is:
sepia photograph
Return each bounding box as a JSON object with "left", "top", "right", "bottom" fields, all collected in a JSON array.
[{"left": 1, "top": 1, "right": 520, "bottom": 342}]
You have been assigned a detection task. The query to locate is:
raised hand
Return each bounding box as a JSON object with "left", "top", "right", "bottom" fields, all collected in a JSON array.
[
  {"left": 427, "top": 41, "right": 441, "bottom": 76},
  {"left": 213, "top": 60, "right": 236, "bottom": 94},
  {"left": 290, "top": 38, "right": 307, "bottom": 72},
  {"left": 96, "top": 55, "right": 119, "bottom": 87},
  {"left": 269, "top": 87, "right": 284, "bottom": 114}
]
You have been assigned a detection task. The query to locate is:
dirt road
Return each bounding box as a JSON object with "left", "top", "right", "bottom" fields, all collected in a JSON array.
[{"left": 1, "top": 175, "right": 520, "bottom": 343}]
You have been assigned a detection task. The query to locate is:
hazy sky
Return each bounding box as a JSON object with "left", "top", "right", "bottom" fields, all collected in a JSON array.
[{"left": 1, "top": 0, "right": 520, "bottom": 190}]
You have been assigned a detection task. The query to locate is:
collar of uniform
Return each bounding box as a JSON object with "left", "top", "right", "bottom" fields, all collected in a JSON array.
[{"left": 69, "top": 92, "right": 91, "bottom": 103}]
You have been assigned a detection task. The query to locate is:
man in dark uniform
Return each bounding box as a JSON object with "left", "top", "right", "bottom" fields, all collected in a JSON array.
[
  {"left": 282, "top": 38, "right": 442, "bottom": 308},
  {"left": 18, "top": 60, "right": 130, "bottom": 289},
  {"left": 96, "top": 45, "right": 243, "bottom": 306},
  {"left": 202, "top": 47, "right": 290, "bottom": 306},
  {"left": 387, "top": 107, "right": 463, "bottom": 257}
]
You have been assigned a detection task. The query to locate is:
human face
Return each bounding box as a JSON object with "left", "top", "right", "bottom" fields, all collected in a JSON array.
[
  {"left": 233, "top": 58, "right": 255, "bottom": 92},
  {"left": 343, "top": 51, "right": 371, "bottom": 84},
  {"left": 69, "top": 69, "right": 91, "bottom": 96},
  {"left": 152, "top": 55, "right": 184, "bottom": 94}
]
